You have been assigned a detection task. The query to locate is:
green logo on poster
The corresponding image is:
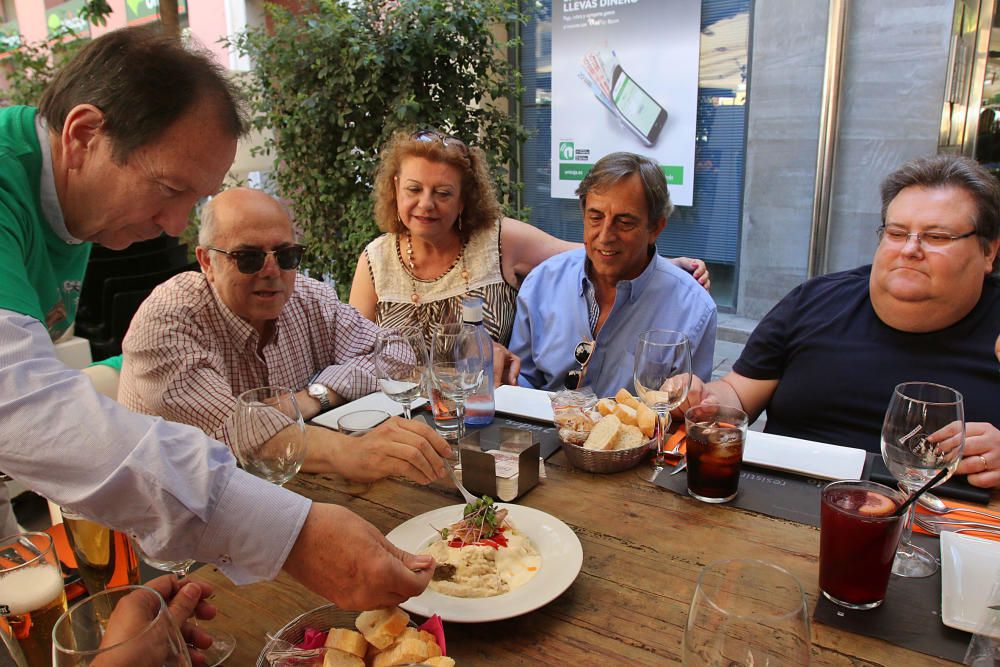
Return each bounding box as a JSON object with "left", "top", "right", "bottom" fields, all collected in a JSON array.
[{"left": 559, "top": 142, "right": 574, "bottom": 160}]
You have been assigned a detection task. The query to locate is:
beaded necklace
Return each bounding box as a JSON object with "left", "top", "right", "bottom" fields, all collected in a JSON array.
[{"left": 402, "top": 232, "right": 470, "bottom": 304}]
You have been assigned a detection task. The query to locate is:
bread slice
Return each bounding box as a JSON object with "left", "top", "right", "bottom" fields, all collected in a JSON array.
[
  {"left": 584, "top": 415, "right": 621, "bottom": 451},
  {"left": 356, "top": 608, "right": 410, "bottom": 650},
  {"left": 613, "top": 403, "right": 638, "bottom": 426},
  {"left": 614, "top": 388, "right": 639, "bottom": 409},
  {"left": 371, "top": 637, "right": 437, "bottom": 667},
  {"left": 615, "top": 424, "right": 645, "bottom": 450},
  {"left": 595, "top": 398, "right": 616, "bottom": 416},
  {"left": 325, "top": 628, "right": 367, "bottom": 659},
  {"left": 323, "top": 648, "right": 364, "bottom": 667},
  {"left": 636, "top": 403, "right": 657, "bottom": 439},
  {"left": 421, "top": 658, "right": 456, "bottom": 667}
]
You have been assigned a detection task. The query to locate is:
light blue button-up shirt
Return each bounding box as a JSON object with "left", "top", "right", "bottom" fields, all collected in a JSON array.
[{"left": 510, "top": 248, "right": 717, "bottom": 397}]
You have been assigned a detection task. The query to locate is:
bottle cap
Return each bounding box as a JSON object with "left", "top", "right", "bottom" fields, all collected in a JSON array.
[{"left": 462, "top": 296, "right": 484, "bottom": 323}]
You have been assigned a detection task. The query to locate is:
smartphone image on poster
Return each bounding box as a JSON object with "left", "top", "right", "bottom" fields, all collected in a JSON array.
[{"left": 611, "top": 65, "right": 668, "bottom": 147}]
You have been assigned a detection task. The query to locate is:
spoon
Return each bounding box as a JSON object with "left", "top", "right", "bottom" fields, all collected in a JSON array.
[{"left": 916, "top": 494, "right": 1000, "bottom": 521}]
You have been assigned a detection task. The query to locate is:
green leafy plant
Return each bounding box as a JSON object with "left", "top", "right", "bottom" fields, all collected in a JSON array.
[{"left": 232, "top": 0, "right": 528, "bottom": 298}]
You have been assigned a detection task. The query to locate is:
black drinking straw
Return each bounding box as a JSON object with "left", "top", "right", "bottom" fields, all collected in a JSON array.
[{"left": 893, "top": 468, "right": 949, "bottom": 517}]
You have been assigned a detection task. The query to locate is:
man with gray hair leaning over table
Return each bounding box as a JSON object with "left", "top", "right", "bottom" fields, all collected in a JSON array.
[
  {"left": 0, "top": 25, "right": 437, "bottom": 614},
  {"left": 119, "top": 187, "right": 450, "bottom": 485},
  {"left": 677, "top": 154, "right": 1000, "bottom": 489}
]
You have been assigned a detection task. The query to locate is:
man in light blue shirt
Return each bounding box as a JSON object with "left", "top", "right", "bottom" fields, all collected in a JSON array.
[{"left": 509, "top": 152, "right": 717, "bottom": 397}]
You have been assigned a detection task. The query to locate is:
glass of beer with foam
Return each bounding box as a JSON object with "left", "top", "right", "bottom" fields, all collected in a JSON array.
[{"left": 0, "top": 531, "right": 68, "bottom": 667}]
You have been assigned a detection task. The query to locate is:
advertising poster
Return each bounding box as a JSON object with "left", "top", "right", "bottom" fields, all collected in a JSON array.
[{"left": 551, "top": 0, "right": 701, "bottom": 206}]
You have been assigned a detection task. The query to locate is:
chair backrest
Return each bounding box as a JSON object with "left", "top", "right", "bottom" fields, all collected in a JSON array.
[
  {"left": 100, "top": 262, "right": 200, "bottom": 336},
  {"left": 79, "top": 245, "right": 190, "bottom": 325},
  {"left": 88, "top": 233, "right": 179, "bottom": 261}
]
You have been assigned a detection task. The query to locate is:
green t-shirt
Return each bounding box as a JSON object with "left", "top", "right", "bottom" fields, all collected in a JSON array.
[{"left": 0, "top": 106, "right": 90, "bottom": 341}]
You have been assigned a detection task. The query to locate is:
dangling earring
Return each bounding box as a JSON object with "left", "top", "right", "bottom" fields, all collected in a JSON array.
[
  {"left": 397, "top": 213, "right": 405, "bottom": 230},
  {"left": 457, "top": 213, "right": 463, "bottom": 232}
]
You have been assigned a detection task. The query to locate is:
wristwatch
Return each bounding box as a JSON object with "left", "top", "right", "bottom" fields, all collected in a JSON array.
[{"left": 307, "top": 383, "right": 331, "bottom": 412}]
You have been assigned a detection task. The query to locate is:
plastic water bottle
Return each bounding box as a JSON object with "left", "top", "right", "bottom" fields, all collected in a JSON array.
[{"left": 462, "top": 296, "right": 495, "bottom": 426}]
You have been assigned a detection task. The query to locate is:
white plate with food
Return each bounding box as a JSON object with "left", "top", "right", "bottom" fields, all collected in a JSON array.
[
  {"left": 386, "top": 501, "right": 583, "bottom": 622},
  {"left": 940, "top": 531, "right": 1000, "bottom": 637}
]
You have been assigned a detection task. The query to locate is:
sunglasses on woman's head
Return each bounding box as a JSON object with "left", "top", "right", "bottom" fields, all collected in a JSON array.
[
  {"left": 207, "top": 245, "right": 305, "bottom": 274},
  {"left": 410, "top": 129, "right": 470, "bottom": 157},
  {"left": 564, "top": 339, "right": 596, "bottom": 390}
]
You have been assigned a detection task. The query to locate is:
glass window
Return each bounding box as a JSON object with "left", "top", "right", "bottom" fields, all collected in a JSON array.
[{"left": 518, "top": 0, "right": 751, "bottom": 308}]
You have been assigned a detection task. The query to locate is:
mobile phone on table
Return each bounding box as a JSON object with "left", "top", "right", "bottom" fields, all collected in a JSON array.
[{"left": 610, "top": 65, "right": 668, "bottom": 147}]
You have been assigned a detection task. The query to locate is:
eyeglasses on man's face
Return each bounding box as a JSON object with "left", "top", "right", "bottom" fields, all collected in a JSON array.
[
  {"left": 207, "top": 245, "right": 305, "bottom": 274},
  {"left": 876, "top": 225, "right": 978, "bottom": 249},
  {"left": 564, "top": 339, "right": 596, "bottom": 390},
  {"left": 410, "top": 129, "right": 470, "bottom": 157}
]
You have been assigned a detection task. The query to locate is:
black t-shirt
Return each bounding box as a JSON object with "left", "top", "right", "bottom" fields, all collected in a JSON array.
[{"left": 734, "top": 265, "right": 1000, "bottom": 453}]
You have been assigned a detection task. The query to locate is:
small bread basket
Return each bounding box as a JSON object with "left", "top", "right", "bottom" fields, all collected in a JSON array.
[
  {"left": 559, "top": 438, "right": 651, "bottom": 474},
  {"left": 257, "top": 603, "right": 352, "bottom": 666}
]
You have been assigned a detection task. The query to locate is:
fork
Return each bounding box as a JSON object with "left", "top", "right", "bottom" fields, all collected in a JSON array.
[
  {"left": 444, "top": 457, "right": 478, "bottom": 504},
  {"left": 916, "top": 516, "right": 1000, "bottom": 535}
]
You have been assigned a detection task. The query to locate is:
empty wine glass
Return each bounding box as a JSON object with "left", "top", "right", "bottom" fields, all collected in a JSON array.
[
  {"left": 881, "top": 381, "right": 965, "bottom": 577},
  {"left": 633, "top": 329, "right": 692, "bottom": 482},
  {"left": 375, "top": 325, "right": 428, "bottom": 420},
  {"left": 127, "top": 538, "right": 235, "bottom": 667},
  {"left": 683, "top": 559, "right": 811, "bottom": 666},
  {"left": 429, "top": 323, "right": 485, "bottom": 441},
  {"left": 52, "top": 585, "right": 190, "bottom": 666},
  {"left": 233, "top": 386, "right": 307, "bottom": 486}
]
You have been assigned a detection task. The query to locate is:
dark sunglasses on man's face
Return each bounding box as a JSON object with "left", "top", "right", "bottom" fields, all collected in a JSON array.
[
  {"left": 207, "top": 245, "right": 305, "bottom": 274},
  {"left": 564, "top": 339, "right": 596, "bottom": 390}
]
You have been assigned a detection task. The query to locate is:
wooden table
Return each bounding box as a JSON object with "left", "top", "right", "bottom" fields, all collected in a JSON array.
[{"left": 199, "top": 453, "right": 973, "bottom": 665}]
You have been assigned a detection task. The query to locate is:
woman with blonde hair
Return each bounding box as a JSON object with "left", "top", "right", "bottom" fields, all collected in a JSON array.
[{"left": 350, "top": 129, "right": 708, "bottom": 382}]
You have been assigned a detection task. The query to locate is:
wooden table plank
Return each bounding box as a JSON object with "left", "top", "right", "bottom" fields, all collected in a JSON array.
[{"left": 196, "top": 452, "right": 991, "bottom": 665}]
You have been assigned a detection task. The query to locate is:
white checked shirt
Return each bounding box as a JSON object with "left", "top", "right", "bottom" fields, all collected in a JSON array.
[{"left": 119, "top": 271, "right": 385, "bottom": 450}]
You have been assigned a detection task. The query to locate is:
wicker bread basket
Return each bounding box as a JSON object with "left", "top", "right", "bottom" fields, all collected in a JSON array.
[{"left": 559, "top": 438, "right": 651, "bottom": 474}]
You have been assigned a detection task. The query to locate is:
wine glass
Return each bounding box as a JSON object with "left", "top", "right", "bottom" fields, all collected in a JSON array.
[
  {"left": 52, "top": 585, "right": 190, "bottom": 666},
  {"left": 429, "top": 323, "right": 485, "bottom": 441},
  {"left": 128, "top": 539, "right": 235, "bottom": 667},
  {"left": 633, "top": 329, "right": 692, "bottom": 482},
  {"left": 375, "top": 325, "right": 428, "bottom": 420},
  {"left": 881, "top": 381, "right": 965, "bottom": 577},
  {"left": 233, "top": 386, "right": 307, "bottom": 486},
  {"left": 683, "top": 559, "right": 811, "bottom": 666}
]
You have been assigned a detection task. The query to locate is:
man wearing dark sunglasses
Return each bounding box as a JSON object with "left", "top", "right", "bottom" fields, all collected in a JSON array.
[{"left": 120, "top": 187, "right": 451, "bottom": 487}]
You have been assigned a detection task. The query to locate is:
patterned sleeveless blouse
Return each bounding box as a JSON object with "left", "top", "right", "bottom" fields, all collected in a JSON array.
[{"left": 364, "top": 220, "right": 518, "bottom": 345}]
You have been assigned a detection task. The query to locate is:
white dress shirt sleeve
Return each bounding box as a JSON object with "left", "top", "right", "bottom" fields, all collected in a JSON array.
[{"left": 0, "top": 309, "right": 311, "bottom": 584}]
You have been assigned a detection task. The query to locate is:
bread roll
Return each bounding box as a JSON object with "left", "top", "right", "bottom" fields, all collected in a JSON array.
[
  {"left": 323, "top": 649, "right": 364, "bottom": 667},
  {"left": 614, "top": 388, "right": 639, "bottom": 409},
  {"left": 613, "top": 403, "right": 638, "bottom": 426},
  {"left": 615, "top": 424, "right": 645, "bottom": 450},
  {"left": 584, "top": 415, "right": 621, "bottom": 450},
  {"left": 371, "top": 637, "right": 437, "bottom": 667},
  {"left": 325, "top": 628, "right": 368, "bottom": 659},
  {"left": 636, "top": 403, "right": 657, "bottom": 439},
  {"left": 421, "top": 658, "right": 456, "bottom": 667},
  {"left": 356, "top": 608, "right": 410, "bottom": 650},
  {"left": 596, "top": 398, "right": 616, "bottom": 416}
]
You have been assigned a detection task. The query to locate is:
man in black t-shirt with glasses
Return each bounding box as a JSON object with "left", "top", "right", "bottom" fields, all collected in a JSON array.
[{"left": 678, "top": 154, "right": 1000, "bottom": 489}]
